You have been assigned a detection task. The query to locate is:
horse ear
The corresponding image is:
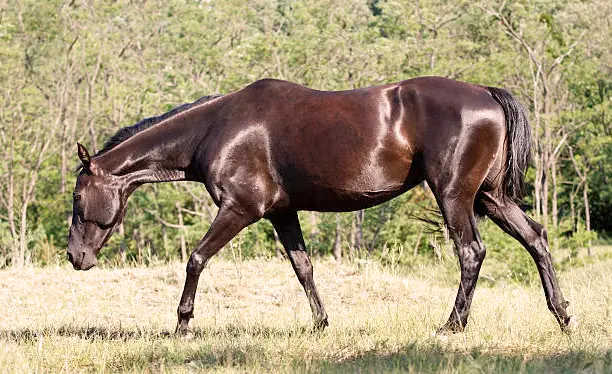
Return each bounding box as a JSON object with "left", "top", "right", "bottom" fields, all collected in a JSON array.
[{"left": 77, "top": 143, "right": 91, "bottom": 170}]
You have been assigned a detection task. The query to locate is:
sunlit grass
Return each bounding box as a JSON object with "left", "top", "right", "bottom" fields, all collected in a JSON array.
[{"left": 1, "top": 250, "right": 611, "bottom": 372}]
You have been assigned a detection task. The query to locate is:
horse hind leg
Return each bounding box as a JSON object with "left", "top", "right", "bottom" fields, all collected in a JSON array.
[
  {"left": 424, "top": 122, "right": 501, "bottom": 333},
  {"left": 476, "top": 191, "right": 577, "bottom": 332},
  {"left": 434, "top": 189, "right": 487, "bottom": 334},
  {"left": 270, "top": 211, "right": 329, "bottom": 330}
]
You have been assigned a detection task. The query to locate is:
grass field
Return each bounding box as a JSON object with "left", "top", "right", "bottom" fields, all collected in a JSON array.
[{"left": 1, "top": 251, "right": 611, "bottom": 373}]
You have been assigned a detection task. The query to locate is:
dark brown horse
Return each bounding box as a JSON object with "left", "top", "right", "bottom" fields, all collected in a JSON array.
[{"left": 68, "top": 77, "right": 576, "bottom": 336}]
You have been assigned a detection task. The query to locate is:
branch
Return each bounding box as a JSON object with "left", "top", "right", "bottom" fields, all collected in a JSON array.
[
  {"left": 433, "top": 13, "right": 463, "bottom": 35},
  {"left": 117, "top": 38, "right": 132, "bottom": 58},
  {"left": 548, "top": 33, "right": 585, "bottom": 76},
  {"left": 567, "top": 145, "right": 587, "bottom": 181},
  {"left": 550, "top": 133, "right": 568, "bottom": 163},
  {"left": 178, "top": 183, "right": 216, "bottom": 220},
  {"left": 178, "top": 206, "right": 209, "bottom": 219},
  {"left": 143, "top": 208, "right": 186, "bottom": 230}
]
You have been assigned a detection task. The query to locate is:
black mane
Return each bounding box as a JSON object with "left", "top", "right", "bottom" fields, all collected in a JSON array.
[{"left": 95, "top": 94, "right": 223, "bottom": 157}]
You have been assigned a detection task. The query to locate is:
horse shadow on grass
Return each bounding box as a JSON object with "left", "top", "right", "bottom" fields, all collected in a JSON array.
[
  {"left": 0, "top": 322, "right": 310, "bottom": 343},
  {"left": 114, "top": 335, "right": 612, "bottom": 373},
  {"left": 0, "top": 325, "right": 174, "bottom": 342},
  {"left": 307, "top": 345, "right": 612, "bottom": 373}
]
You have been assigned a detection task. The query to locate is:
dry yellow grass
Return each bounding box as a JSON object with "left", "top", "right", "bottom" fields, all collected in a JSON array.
[{"left": 0, "top": 254, "right": 611, "bottom": 372}]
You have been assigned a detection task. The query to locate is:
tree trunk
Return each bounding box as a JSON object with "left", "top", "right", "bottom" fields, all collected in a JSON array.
[
  {"left": 551, "top": 160, "right": 558, "bottom": 230},
  {"left": 162, "top": 224, "right": 168, "bottom": 258},
  {"left": 18, "top": 192, "right": 29, "bottom": 268},
  {"left": 550, "top": 159, "right": 559, "bottom": 250},
  {"left": 138, "top": 226, "right": 146, "bottom": 263},
  {"left": 584, "top": 178, "right": 592, "bottom": 256},
  {"left": 83, "top": 50, "right": 102, "bottom": 153},
  {"left": 333, "top": 213, "right": 342, "bottom": 262},
  {"left": 541, "top": 158, "right": 549, "bottom": 228},
  {"left": 309, "top": 211, "right": 318, "bottom": 255},
  {"left": 349, "top": 215, "right": 355, "bottom": 261},
  {"left": 534, "top": 153, "right": 543, "bottom": 221},
  {"left": 568, "top": 146, "right": 592, "bottom": 256},
  {"left": 532, "top": 71, "right": 543, "bottom": 222},
  {"left": 118, "top": 223, "right": 126, "bottom": 263},
  {"left": 133, "top": 227, "right": 141, "bottom": 263},
  {"left": 176, "top": 201, "right": 187, "bottom": 262},
  {"left": 7, "top": 158, "right": 18, "bottom": 267},
  {"left": 354, "top": 209, "right": 364, "bottom": 254},
  {"left": 541, "top": 82, "right": 553, "bottom": 228},
  {"left": 570, "top": 192, "right": 576, "bottom": 233},
  {"left": 60, "top": 90, "right": 80, "bottom": 195},
  {"left": 413, "top": 229, "right": 423, "bottom": 257}
]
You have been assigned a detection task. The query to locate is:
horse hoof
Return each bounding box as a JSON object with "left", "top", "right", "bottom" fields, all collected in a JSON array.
[
  {"left": 178, "top": 329, "right": 195, "bottom": 339},
  {"left": 175, "top": 325, "right": 195, "bottom": 339},
  {"left": 563, "top": 315, "right": 579, "bottom": 334},
  {"left": 435, "top": 322, "right": 464, "bottom": 336},
  {"left": 432, "top": 331, "right": 449, "bottom": 342}
]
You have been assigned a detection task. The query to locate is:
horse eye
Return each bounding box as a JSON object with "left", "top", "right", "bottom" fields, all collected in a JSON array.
[{"left": 74, "top": 194, "right": 81, "bottom": 201}]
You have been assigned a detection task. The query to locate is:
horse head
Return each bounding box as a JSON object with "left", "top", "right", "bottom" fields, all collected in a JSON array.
[{"left": 67, "top": 143, "right": 128, "bottom": 270}]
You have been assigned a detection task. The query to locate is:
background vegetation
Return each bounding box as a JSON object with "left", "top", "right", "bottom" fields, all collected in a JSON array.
[{"left": 1, "top": 0, "right": 610, "bottom": 273}]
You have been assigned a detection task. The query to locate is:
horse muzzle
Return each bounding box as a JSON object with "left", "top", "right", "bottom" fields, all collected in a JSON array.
[{"left": 67, "top": 249, "right": 98, "bottom": 271}]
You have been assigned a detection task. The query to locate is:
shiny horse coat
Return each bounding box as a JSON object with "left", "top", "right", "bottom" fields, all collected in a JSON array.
[{"left": 68, "top": 77, "right": 575, "bottom": 336}]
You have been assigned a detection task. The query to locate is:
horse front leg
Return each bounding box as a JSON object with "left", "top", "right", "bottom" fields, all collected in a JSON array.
[
  {"left": 270, "top": 211, "right": 329, "bottom": 330},
  {"left": 176, "top": 205, "right": 257, "bottom": 337}
]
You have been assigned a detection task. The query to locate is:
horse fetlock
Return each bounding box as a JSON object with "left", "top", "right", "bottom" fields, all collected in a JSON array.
[
  {"left": 176, "top": 305, "right": 195, "bottom": 338},
  {"left": 313, "top": 317, "right": 329, "bottom": 332},
  {"left": 547, "top": 298, "right": 570, "bottom": 317},
  {"left": 547, "top": 301, "right": 577, "bottom": 333},
  {"left": 561, "top": 315, "right": 579, "bottom": 333},
  {"left": 436, "top": 320, "right": 465, "bottom": 335},
  {"left": 178, "top": 304, "right": 194, "bottom": 320}
]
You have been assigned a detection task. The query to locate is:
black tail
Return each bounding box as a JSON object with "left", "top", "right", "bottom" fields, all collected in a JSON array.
[{"left": 485, "top": 86, "right": 531, "bottom": 202}]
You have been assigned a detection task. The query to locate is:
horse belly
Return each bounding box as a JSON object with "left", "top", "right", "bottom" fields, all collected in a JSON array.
[
  {"left": 274, "top": 125, "right": 419, "bottom": 211},
  {"left": 281, "top": 152, "right": 421, "bottom": 212},
  {"left": 288, "top": 185, "right": 406, "bottom": 212}
]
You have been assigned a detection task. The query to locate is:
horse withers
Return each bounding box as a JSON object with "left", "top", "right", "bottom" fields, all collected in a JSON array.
[{"left": 67, "top": 76, "right": 577, "bottom": 336}]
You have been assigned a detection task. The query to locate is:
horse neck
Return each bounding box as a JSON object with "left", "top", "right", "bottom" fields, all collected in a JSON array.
[{"left": 94, "top": 110, "right": 209, "bottom": 186}]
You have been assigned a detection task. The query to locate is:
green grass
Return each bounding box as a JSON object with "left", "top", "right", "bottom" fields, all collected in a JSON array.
[{"left": 1, "top": 250, "right": 611, "bottom": 373}]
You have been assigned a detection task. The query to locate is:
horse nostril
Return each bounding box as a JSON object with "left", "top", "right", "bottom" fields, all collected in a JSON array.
[{"left": 67, "top": 252, "right": 74, "bottom": 263}]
